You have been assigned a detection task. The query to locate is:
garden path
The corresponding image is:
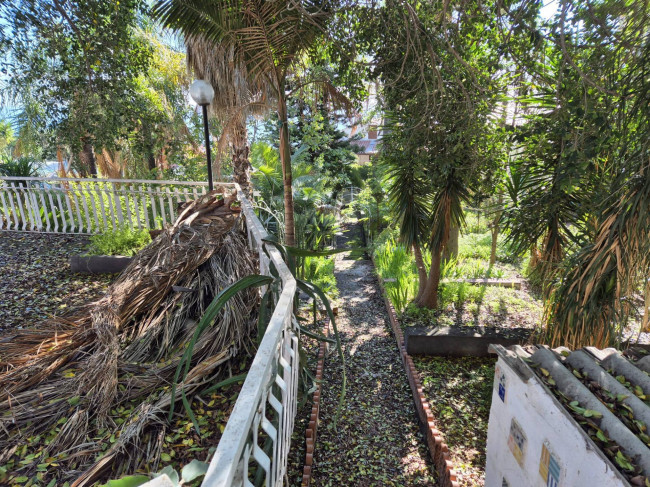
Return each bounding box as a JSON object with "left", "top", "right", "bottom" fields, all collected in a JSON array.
[{"left": 308, "top": 223, "right": 437, "bottom": 486}]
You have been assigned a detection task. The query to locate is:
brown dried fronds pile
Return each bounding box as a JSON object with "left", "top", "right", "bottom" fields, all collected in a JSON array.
[{"left": 0, "top": 189, "right": 259, "bottom": 486}]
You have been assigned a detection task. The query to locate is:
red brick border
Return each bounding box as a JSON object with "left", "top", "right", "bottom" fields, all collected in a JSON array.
[
  {"left": 301, "top": 318, "right": 330, "bottom": 487},
  {"left": 371, "top": 255, "right": 460, "bottom": 487}
]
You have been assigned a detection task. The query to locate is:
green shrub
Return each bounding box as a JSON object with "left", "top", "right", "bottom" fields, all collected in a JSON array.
[
  {"left": 373, "top": 238, "right": 420, "bottom": 312},
  {"left": 88, "top": 227, "right": 152, "bottom": 256},
  {"left": 302, "top": 255, "right": 338, "bottom": 299},
  {"left": 0, "top": 155, "right": 41, "bottom": 179}
]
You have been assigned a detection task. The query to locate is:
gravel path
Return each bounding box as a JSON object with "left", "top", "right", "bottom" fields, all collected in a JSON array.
[
  {"left": 0, "top": 231, "right": 113, "bottom": 332},
  {"left": 309, "top": 224, "right": 437, "bottom": 486}
]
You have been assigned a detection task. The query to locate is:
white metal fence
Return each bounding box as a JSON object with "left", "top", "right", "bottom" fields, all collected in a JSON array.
[
  {"left": 339, "top": 185, "right": 361, "bottom": 206},
  {"left": 0, "top": 176, "right": 210, "bottom": 233},
  {"left": 202, "top": 186, "right": 299, "bottom": 487}
]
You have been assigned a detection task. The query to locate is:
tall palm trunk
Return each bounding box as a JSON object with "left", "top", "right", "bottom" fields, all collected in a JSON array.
[
  {"left": 416, "top": 248, "right": 442, "bottom": 308},
  {"left": 79, "top": 139, "right": 97, "bottom": 177},
  {"left": 232, "top": 120, "right": 252, "bottom": 198},
  {"left": 442, "top": 225, "right": 459, "bottom": 262},
  {"left": 277, "top": 89, "right": 295, "bottom": 246}
]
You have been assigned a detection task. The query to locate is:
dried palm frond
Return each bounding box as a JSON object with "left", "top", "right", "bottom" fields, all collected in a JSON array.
[
  {"left": 545, "top": 158, "right": 650, "bottom": 349},
  {"left": 0, "top": 189, "right": 260, "bottom": 484}
]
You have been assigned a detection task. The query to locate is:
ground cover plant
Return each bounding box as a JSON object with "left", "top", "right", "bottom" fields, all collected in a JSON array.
[
  {"left": 414, "top": 356, "right": 495, "bottom": 487},
  {"left": 88, "top": 227, "right": 152, "bottom": 257}
]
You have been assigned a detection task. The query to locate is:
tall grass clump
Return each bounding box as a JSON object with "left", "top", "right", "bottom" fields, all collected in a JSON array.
[{"left": 373, "top": 238, "right": 419, "bottom": 312}]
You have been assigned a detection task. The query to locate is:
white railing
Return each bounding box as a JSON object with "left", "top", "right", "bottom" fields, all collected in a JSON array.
[
  {"left": 202, "top": 186, "right": 298, "bottom": 487},
  {"left": 0, "top": 176, "right": 209, "bottom": 233},
  {"left": 339, "top": 185, "right": 361, "bottom": 206}
]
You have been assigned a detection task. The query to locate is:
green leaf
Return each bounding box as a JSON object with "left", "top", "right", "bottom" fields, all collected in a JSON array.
[
  {"left": 156, "top": 466, "right": 179, "bottom": 485},
  {"left": 99, "top": 475, "right": 150, "bottom": 487},
  {"left": 297, "top": 325, "right": 337, "bottom": 344},
  {"left": 160, "top": 453, "right": 171, "bottom": 462},
  {"left": 203, "top": 373, "right": 248, "bottom": 395},
  {"left": 181, "top": 390, "right": 200, "bottom": 435},
  {"left": 615, "top": 450, "right": 634, "bottom": 471},
  {"left": 181, "top": 459, "right": 209, "bottom": 483},
  {"left": 169, "top": 274, "right": 274, "bottom": 420}
]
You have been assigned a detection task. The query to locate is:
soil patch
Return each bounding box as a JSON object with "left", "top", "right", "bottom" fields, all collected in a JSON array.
[{"left": 0, "top": 231, "right": 113, "bottom": 332}]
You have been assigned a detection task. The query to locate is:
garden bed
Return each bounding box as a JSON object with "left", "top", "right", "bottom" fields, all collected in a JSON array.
[
  {"left": 413, "top": 356, "right": 495, "bottom": 487},
  {"left": 0, "top": 231, "right": 113, "bottom": 332},
  {"left": 400, "top": 284, "right": 543, "bottom": 331}
]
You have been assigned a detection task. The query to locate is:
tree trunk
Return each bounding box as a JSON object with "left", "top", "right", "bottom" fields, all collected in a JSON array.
[
  {"left": 416, "top": 248, "right": 442, "bottom": 309},
  {"left": 277, "top": 90, "right": 296, "bottom": 246},
  {"left": 413, "top": 244, "right": 428, "bottom": 302},
  {"left": 232, "top": 121, "right": 252, "bottom": 198},
  {"left": 642, "top": 278, "right": 650, "bottom": 333},
  {"left": 443, "top": 225, "right": 459, "bottom": 262},
  {"left": 490, "top": 193, "right": 504, "bottom": 267},
  {"left": 79, "top": 140, "right": 97, "bottom": 177},
  {"left": 147, "top": 151, "right": 156, "bottom": 172}
]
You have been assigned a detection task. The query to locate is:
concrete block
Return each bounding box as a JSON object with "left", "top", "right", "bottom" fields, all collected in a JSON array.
[
  {"left": 70, "top": 255, "right": 132, "bottom": 274},
  {"left": 405, "top": 325, "right": 532, "bottom": 357}
]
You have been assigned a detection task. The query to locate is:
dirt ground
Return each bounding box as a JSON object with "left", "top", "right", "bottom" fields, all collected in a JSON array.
[{"left": 0, "top": 231, "right": 113, "bottom": 332}]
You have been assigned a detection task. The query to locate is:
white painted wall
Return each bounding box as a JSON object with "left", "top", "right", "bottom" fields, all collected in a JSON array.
[{"left": 485, "top": 355, "right": 629, "bottom": 487}]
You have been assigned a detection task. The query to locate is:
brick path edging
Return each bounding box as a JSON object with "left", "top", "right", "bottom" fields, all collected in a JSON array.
[
  {"left": 370, "top": 255, "right": 460, "bottom": 487},
  {"left": 301, "top": 318, "right": 330, "bottom": 486}
]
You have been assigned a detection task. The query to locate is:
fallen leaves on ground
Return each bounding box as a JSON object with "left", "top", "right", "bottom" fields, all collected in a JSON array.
[
  {"left": 0, "top": 231, "right": 113, "bottom": 332},
  {"left": 414, "top": 356, "right": 495, "bottom": 487},
  {"left": 290, "top": 223, "right": 437, "bottom": 487}
]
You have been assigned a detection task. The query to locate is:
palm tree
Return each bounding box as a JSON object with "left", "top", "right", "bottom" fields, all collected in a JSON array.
[
  {"left": 185, "top": 38, "right": 273, "bottom": 197},
  {"left": 154, "top": 0, "right": 330, "bottom": 245}
]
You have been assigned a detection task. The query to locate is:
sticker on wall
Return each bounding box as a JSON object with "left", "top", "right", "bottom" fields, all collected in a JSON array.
[
  {"left": 507, "top": 418, "right": 527, "bottom": 467},
  {"left": 495, "top": 365, "right": 507, "bottom": 402},
  {"left": 539, "top": 442, "right": 561, "bottom": 487}
]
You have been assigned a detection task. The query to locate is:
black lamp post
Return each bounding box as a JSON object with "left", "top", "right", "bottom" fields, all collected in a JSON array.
[{"left": 189, "top": 80, "right": 215, "bottom": 191}]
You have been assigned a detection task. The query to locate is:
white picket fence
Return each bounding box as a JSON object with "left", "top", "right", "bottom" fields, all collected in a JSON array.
[{"left": 0, "top": 176, "right": 210, "bottom": 233}]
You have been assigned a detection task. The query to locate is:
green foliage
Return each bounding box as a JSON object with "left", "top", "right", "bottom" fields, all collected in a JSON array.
[
  {"left": 289, "top": 104, "right": 360, "bottom": 201},
  {"left": 346, "top": 176, "right": 389, "bottom": 245},
  {"left": 373, "top": 238, "right": 418, "bottom": 312},
  {"left": 301, "top": 256, "right": 338, "bottom": 299},
  {"left": 0, "top": 155, "right": 40, "bottom": 179},
  {"left": 2, "top": 0, "right": 154, "bottom": 171},
  {"left": 0, "top": 120, "right": 15, "bottom": 156},
  {"left": 88, "top": 227, "right": 152, "bottom": 257}
]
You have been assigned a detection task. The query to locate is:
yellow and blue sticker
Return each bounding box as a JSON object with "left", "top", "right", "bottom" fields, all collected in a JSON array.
[
  {"left": 539, "top": 442, "right": 561, "bottom": 487},
  {"left": 495, "top": 365, "right": 507, "bottom": 402}
]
